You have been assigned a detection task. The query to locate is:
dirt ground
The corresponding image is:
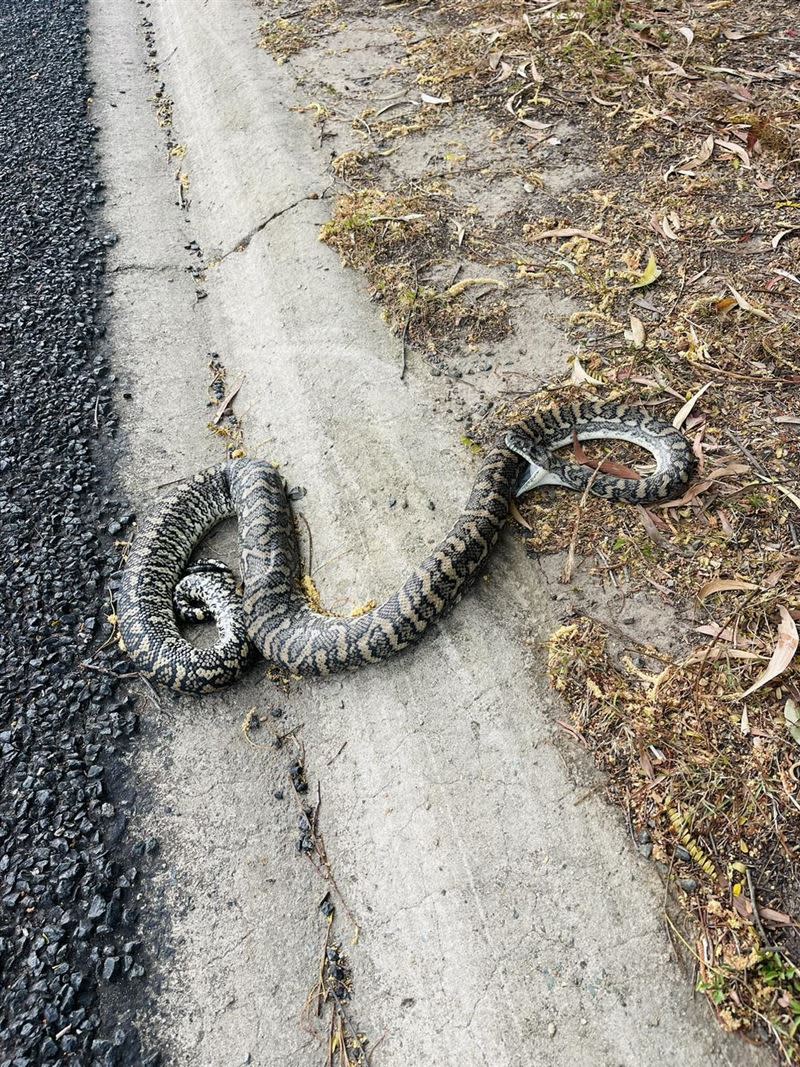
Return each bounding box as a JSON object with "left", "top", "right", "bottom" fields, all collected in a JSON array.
[{"left": 89, "top": 0, "right": 796, "bottom": 1063}]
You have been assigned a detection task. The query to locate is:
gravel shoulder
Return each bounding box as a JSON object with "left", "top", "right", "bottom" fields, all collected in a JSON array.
[
  {"left": 0, "top": 3, "right": 150, "bottom": 1065},
  {"left": 89, "top": 1, "right": 770, "bottom": 1065}
]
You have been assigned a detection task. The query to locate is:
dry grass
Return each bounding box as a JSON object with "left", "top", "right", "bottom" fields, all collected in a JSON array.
[
  {"left": 257, "top": 0, "right": 341, "bottom": 61},
  {"left": 319, "top": 186, "right": 510, "bottom": 346},
  {"left": 549, "top": 616, "right": 800, "bottom": 1054}
]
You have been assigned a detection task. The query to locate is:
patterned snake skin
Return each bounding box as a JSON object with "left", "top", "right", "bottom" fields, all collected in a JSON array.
[{"left": 117, "top": 402, "right": 696, "bottom": 693}]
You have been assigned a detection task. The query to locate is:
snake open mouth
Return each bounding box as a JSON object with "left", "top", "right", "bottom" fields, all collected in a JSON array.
[{"left": 505, "top": 415, "right": 679, "bottom": 499}]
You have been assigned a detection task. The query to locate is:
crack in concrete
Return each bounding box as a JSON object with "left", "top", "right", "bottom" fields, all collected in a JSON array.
[
  {"left": 111, "top": 263, "right": 183, "bottom": 273},
  {"left": 218, "top": 192, "right": 322, "bottom": 260}
]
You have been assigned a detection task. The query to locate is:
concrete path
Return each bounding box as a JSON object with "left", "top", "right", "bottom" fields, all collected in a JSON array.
[{"left": 89, "top": 1, "right": 766, "bottom": 1064}]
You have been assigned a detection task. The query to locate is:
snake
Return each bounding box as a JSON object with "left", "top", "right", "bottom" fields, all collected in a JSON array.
[{"left": 116, "top": 401, "right": 696, "bottom": 693}]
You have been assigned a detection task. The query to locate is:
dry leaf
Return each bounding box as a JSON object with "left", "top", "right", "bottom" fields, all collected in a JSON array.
[
  {"left": 677, "top": 134, "right": 715, "bottom": 175},
  {"left": 714, "top": 295, "right": 739, "bottom": 315},
  {"left": 715, "top": 138, "right": 751, "bottom": 168},
  {"left": 212, "top": 376, "right": 245, "bottom": 425},
  {"left": 659, "top": 479, "right": 714, "bottom": 508},
  {"left": 732, "top": 896, "right": 795, "bottom": 927},
  {"left": 493, "top": 61, "right": 515, "bottom": 84},
  {"left": 707, "top": 461, "right": 750, "bottom": 480},
  {"left": 773, "top": 268, "right": 800, "bottom": 287},
  {"left": 527, "top": 227, "right": 610, "bottom": 244},
  {"left": 659, "top": 59, "right": 695, "bottom": 80},
  {"left": 718, "top": 510, "right": 735, "bottom": 537},
  {"left": 627, "top": 374, "right": 684, "bottom": 400},
  {"left": 631, "top": 251, "right": 662, "bottom": 289},
  {"left": 764, "top": 566, "right": 787, "bottom": 588},
  {"left": 517, "top": 58, "right": 544, "bottom": 83},
  {"left": 677, "top": 25, "right": 694, "bottom": 45},
  {"left": 772, "top": 227, "right": 799, "bottom": 249},
  {"left": 775, "top": 415, "right": 800, "bottom": 425},
  {"left": 726, "top": 283, "right": 773, "bottom": 321},
  {"left": 692, "top": 428, "right": 705, "bottom": 465},
  {"left": 637, "top": 505, "right": 667, "bottom": 542},
  {"left": 720, "top": 79, "right": 754, "bottom": 103},
  {"left": 518, "top": 118, "right": 553, "bottom": 132},
  {"left": 509, "top": 500, "right": 532, "bottom": 531},
  {"left": 420, "top": 93, "right": 451, "bottom": 105},
  {"left": 687, "top": 646, "right": 764, "bottom": 665},
  {"left": 569, "top": 354, "right": 604, "bottom": 387},
  {"left": 625, "top": 315, "right": 646, "bottom": 348},
  {"left": 759, "top": 905, "right": 794, "bottom": 927},
  {"left": 785, "top": 697, "right": 800, "bottom": 746},
  {"left": 572, "top": 431, "right": 641, "bottom": 478},
  {"left": 697, "top": 577, "right": 759, "bottom": 601},
  {"left": 660, "top": 213, "right": 681, "bottom": 240},
  {"left": 739, "top": 606, "right": 798, "bottom": 698},
  {"left": 695, "top": 622, "right": 738, "bottom": 642},
  {"left": 776, "top": 484, "right": 800, "bottom": 511},
  {"left": 672, "top": 381, "right": 712, "bottom": 429},
  {"left": 638, "top": 745, "right": 655, "bottom": 780}
]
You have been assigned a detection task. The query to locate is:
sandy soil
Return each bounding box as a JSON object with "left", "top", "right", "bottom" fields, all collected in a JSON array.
[{"left": 88, "top": 0, "right": 770, "bottom": 1064}]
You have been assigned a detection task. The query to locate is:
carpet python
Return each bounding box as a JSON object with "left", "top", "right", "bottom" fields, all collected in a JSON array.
[{"left": 117, "top": 401, "right": 695, "bottom": 693}]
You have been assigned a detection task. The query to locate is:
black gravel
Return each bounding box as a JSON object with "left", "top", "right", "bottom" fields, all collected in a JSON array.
[{"left": 0, "top": 3, "right": 156, "bottom": 1064}]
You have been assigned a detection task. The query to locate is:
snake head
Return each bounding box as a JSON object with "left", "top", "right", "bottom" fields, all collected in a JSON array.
[{"left": 505, "top": 428, "right": 569, "bottom": 497}]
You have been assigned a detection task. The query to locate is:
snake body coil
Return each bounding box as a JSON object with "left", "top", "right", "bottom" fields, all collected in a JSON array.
[{"left": 117, "top": 402, "right": 695, "bottom": 693}]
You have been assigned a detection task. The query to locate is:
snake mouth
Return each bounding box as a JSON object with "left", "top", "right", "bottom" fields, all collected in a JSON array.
[
  {"left": 514, "top": 464, "right": 561, "bottom": 497},
  {"left": 505, "top": 430, "right": 568, "bottom": 497}
]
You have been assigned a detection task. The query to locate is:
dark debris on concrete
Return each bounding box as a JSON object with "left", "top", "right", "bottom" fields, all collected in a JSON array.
[{"left": 0, "top": 2, "right": 158, "bottom": 1064}]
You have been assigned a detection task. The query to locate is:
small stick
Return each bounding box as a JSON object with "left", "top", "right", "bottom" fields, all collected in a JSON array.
[
  {"left": 326, "top": 1007, "right": 335, "bottom": 1067},
  {"left": 327, "top": 741, "right": 348, "bottom": 766},
  {"left": 80, "top": 662, "right": 138, "bottom": 679},
  {"left": 329, "top": 988, "right": 371, "bottom": 1067},
  {"left": 212, "top": 376, "right": 245, "bottom": 425},
  {"left": 560, "top": 464, "right": 603, "bottom": 583},
  {"left": 723, "top": 428, "right": 771, "bottom": 479},
  {"left": 318, "top": 919, "right": 333, "bottom": 1018},
  {"left": 745, "top": 866, "right": 778, "bottom": 953},
  {"left": 594, "top": 545, "right": 619, "bottom": 589},
  {"left": 295, "top": 511, "right": 314, "bottom": 575}
]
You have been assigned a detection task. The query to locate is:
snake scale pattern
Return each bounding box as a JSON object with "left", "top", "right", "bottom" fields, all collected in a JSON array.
[{"left": 117, "top": 401, "right": 696, "bottom": 693}]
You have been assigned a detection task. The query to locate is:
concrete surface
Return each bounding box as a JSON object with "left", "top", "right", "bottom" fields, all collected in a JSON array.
[{"left": 89, "top": 1, "right": 768, "bottom": 1064}]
